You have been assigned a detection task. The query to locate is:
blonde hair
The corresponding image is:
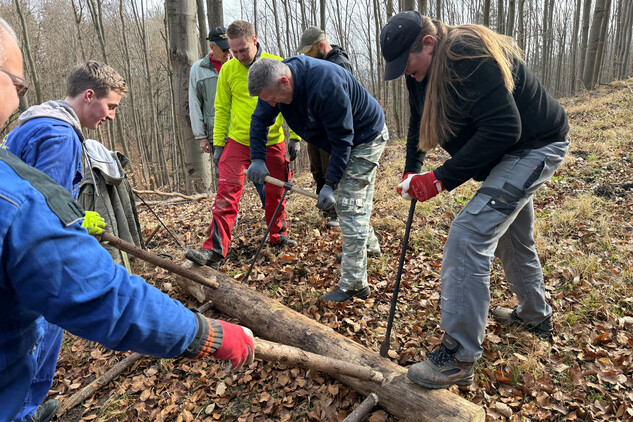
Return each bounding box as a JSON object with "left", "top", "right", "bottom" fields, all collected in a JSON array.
[
  {"left": 66, "top": 60, "right": 128, "bottom": 98},
  {"left": 416, "top": 18, "right": 523, "bottom": 151}
]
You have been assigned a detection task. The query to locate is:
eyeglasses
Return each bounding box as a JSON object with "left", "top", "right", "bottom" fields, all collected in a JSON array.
[{"left": 0, "top": 67, "right": 29, "bottom": 98}]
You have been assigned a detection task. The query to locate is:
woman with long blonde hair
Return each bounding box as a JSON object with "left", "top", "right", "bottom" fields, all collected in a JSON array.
[{"left": 380, "top": 11, "right": 569, "bottom": 389}]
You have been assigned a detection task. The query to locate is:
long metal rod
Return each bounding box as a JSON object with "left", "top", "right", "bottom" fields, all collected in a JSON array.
[
  {"left": 241, "top": 186, "right": 290, "bottom": 284},
  {"left": 96, "top": 232, "right": 219, "bottom": 289},
  {"left": 379, "top": 199, "right": 417, "bottom": 358}
]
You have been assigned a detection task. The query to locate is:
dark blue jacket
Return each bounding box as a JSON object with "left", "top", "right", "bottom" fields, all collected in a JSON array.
[
  {"left": 250, "top": 56, "right": 384, "bottom": 184},
  {"left": 0, "top": 149, "right": 196, "bottom": 422}
]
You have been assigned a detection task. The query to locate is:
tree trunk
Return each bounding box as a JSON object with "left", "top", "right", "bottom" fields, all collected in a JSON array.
[
  {"left": 403, "top": 0, "right": 415, "bottom": 11},
  {"left": 196, "top": 0, "right": 209, "bottom": 56},
  {"left": 620, "top": 0, "right": 633, "bottom": 78},
  {"left": 591, "top": 0, "right": 612, "bottom": 87},
  {"left": 517, "top": 0, "right": 525, "bottom": 50},
  {"left": 579, "top": 0, "right": 593, "bottom": 83},
  {"left": 506, "top": 0, "right": 515, "bottom": 36},
  {"left": 320, "top": 0, "right": 326, "bottom": 31},
  {"left": 206, "top": 0, "right": 223, "bottom": 29},
  {"left": 497, "top": 0, "right": 504, "bottom": 33},
  {"left": 418, "top": 0, "right": 427, "bottom": 15},
  {"left": 583, "top": 0, "right": 607, "bottom": 88},
  {"left": 14, "top": 0, "right": 43, "bottom": 105},
  {"left": 166, "top": 0, "right": 212, "bottom": 193},
  {"left": 175, "top": 262, "right": 486, "bottom": 422},
  {"left": 483, "top": 0, "right": 491, "bottom": 26},
  {"left": 271, "top": 0, "right": 284, "bottom": 56},
  {"left": 70, "top": 0, "right": 87, "bottom": 61},
  {"left": 571, "top": 0, "right": 582, "bottom": 92}
]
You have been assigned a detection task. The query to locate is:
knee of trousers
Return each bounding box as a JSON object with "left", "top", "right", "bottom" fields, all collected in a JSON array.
[{"left": 444, "top": 222, "right": 496, "bottom": 276}]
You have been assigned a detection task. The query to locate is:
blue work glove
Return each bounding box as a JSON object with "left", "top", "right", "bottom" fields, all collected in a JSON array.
[
  {"left": 247, "top": 159, "right": 269, "bottom": 184},
  {"left": 82, "top": 211, "right": 106, "bottom": 234},
  {"left": 317, "top": 185, "right": 335, "bottom": 210},
  {"left": 288, "top": 139, "right": 300, "bottom": 161},
  {"left": 213, "top": 146, "right": 224, "bottom": 167}
]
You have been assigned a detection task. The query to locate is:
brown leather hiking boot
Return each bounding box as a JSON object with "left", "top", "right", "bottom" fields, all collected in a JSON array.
[{"left": 407, "top": 335, "right": 474, "bottom": 389}]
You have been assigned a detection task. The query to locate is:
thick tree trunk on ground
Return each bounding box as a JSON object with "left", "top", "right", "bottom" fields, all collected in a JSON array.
[{"left": 175, "top": 262, "right": 486, "bottom": 422}]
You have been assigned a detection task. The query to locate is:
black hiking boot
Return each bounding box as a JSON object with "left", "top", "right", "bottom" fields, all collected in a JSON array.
[{"left": 185, "top": 248, "right": 223, "bottom": 269}]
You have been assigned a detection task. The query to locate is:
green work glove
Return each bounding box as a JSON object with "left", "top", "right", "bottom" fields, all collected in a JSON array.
[{"left": 82, "top": 211, "right": 106, "bottom": 234}]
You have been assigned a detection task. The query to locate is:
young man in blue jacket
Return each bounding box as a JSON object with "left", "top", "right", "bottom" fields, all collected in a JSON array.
[
  {"left": 1, "top": 59, "right": 127, "bottom": 421},
  {"left": 246, "top": 56, "right": 388, "bottom": 303},
  {"left": 0, "top": 19, "right": 254, "bottom": 422}
]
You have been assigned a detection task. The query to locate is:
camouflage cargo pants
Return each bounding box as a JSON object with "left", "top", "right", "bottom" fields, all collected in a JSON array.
[{"left": 336, "top": 125, "right": 388, "bottom": 290}]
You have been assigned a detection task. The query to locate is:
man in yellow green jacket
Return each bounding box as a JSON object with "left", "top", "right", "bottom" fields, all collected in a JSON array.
[{"left": 186, "top": 20, "right": 298, "bottom": 269}]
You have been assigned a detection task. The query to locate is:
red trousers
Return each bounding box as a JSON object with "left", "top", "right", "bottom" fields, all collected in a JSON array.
[{"left": 203, "top": 138, "right": 289, "bottom": 256}]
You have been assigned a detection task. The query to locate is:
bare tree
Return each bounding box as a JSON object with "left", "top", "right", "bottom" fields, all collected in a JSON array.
[
  {"left": 583, "top": 0, "right": 607, "bottom": 88},
  {"left": 14, "top": 0, "right": 42, "bottom": 104},
  {"left": 196, "top": 0, "right": 209, "bottom": 55},
  {"left": 166, "top": 0, "right": 212, "bottom": 193},
  {"left": 207, "top": 0, "right": 224, "bottom": 28},
  {"left": 591, "top": 0, "right": 612, "bottom": 87},
  {"left": 570, "top": 0, "right": 583, "bottom": 92},
  {"left": 579, "top": 0, "right": 593, "bottom": 83}
]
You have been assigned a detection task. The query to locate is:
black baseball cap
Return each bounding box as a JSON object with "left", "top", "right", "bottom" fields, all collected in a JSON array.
[
  {"left": 207, "top": 26, "right": 229, "bottom": 50},
  {"left": 380, "top": 11, "right": 423, "bottom": 80}
]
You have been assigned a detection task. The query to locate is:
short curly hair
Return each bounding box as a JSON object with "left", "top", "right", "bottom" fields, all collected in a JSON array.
[{"left": 66, "top": 60, "right": 128, "bottom": 98}]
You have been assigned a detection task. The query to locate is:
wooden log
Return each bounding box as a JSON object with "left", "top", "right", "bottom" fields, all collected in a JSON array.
[
  {"left": 343, "top": 393, "right": 379, "bottom": 422},
  {"left": 175, "top": 262, "right": 485, "bottom": 422},
  {"left": 97, "top": 232, "right": 219, "bottom": 289},
  {"left": 255, "top": 338, "right": 383, "bottom": 383}
]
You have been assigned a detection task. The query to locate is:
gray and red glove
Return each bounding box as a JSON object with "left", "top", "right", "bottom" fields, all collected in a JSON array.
[
  {"left": 397, "top": 171, "right": 444, "bottom": 203},
  {"left": 181, "top": 311, "right": 254, "bottom": 371}
]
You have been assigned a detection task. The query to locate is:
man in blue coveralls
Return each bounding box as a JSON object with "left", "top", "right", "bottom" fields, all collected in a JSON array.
[
  {"left": 0, "top": 19, "right": 255, "bottom": 422},
  {"left": 246, "top": 56, "right": 388, "bottom": 303}
]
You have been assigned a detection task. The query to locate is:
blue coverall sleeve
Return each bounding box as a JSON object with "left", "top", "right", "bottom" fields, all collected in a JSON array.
[
  {"left": 5, "top": 196, "right": 197, "bottom": 358},
  {"left": 21, "top": 131, "right": 83, "bottom": 196}
]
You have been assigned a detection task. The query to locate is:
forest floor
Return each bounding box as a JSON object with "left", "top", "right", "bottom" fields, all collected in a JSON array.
[{"left": 51, "top": 79, "right": 633, "bottom": 421}]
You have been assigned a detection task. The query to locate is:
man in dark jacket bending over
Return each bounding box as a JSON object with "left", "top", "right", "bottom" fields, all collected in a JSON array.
[{"left": 246, "top": 56, "right": 388, "bottom": 303}]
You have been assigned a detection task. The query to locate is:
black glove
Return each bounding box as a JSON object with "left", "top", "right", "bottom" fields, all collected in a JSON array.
[
  {"left": 247, "top": 159, "right": 270, "bottom": 184},
  {"left": 288, "top": 139, "right": 300, "bottom": 161},
  {"left": 213, "top": 146, "right": 224, "bottom": 167},
  {"left": 317, "top": 185, "right": 336, "bottom": 210}
]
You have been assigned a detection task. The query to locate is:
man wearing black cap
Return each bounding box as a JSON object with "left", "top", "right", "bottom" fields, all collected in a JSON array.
[
  {"left": 380, "top": 12, "right": 568, "bottom": 389},
  {"left": 189, "top": 27, "right": 231, "bottom": 157}
]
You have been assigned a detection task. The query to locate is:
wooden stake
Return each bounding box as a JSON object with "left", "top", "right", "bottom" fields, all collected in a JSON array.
[
  {"left": 255, "top": 338, "right": 383, "bottom": 383},
  {"left": 241, "top": 170, "right": 318, "bottom": 199},
  {"left": 96, "top": 232, "right": 219, "bottom": 289},
  {"left": 343, "top": 393, "right": 379, "bottom": 422}
]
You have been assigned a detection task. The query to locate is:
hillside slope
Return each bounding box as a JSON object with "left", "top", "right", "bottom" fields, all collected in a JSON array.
[{"left": 52, "top": 79, "right": 633, "bottom": 421}]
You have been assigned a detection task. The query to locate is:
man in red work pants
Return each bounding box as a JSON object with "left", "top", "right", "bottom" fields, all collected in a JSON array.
[{"left": 186, "top": 19, "right": 297, "bottom": 269}]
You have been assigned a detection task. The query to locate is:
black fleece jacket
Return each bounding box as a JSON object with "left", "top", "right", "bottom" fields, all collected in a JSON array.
[{"left": 404, "top": 56, "right": 568, "bottom": 191}]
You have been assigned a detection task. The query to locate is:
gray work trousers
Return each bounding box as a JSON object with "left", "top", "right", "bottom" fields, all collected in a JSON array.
[
  {"left": 337, "top": 125, "right": 388, "bottom": 290},
  {"left": 440, "top": 139, "right": 569, "bottom": 362}
]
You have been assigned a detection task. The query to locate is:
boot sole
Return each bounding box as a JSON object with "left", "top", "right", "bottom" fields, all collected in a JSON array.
[{"left": 407, "top": 372, "right": 474, "bottom": 389}]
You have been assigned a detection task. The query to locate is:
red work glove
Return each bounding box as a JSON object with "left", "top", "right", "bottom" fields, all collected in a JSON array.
[
  {"left": 397, "top": 171, "right": 444, "bottom": 202},
  {"left": 212, "top": 320, "right": 255, "bottom": 371}
]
